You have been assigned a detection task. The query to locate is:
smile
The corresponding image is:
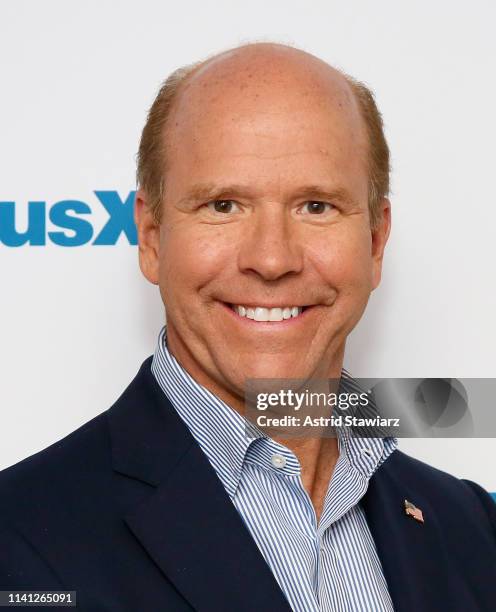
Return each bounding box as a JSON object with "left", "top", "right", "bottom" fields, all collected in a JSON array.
[{"left": 227, "top": 304, "right": 310, "bottom": 322}]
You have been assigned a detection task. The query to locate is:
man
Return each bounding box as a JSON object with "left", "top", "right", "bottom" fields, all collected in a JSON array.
[{"left": 0, "top": 43, "right": 495, "bottom": 611}]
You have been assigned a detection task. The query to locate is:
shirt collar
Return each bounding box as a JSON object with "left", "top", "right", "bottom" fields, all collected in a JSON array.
[{"left": 151, "top": 326, "right": 397, "bottom": 498}]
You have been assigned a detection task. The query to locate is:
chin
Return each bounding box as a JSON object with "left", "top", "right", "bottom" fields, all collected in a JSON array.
[{"left": 227, "top": 356, "right": 311, "bottom": 382}]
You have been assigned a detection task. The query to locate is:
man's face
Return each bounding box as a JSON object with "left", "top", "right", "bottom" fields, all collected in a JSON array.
[{"left": 136, "top": 51, "right": 390, "bottom": 407}]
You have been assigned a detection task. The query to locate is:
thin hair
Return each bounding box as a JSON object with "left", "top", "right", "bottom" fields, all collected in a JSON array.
[{"left": 136, "top": 48, "right": 390, "bottom": 229}]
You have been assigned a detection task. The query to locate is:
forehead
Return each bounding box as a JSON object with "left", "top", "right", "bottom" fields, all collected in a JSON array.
[{"left": 164, "top": 47, "right": 369, "bottom": 194}]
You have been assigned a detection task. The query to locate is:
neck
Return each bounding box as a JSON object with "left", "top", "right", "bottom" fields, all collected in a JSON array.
[{"left": 277, "top": 434, "right": 340, "bottom": 522}]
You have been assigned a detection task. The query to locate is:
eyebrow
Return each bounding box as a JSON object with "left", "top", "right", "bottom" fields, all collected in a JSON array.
[
  {"left": 179, "top": 182, "right": 358, "bottom": 208},
  {"left": 179, "top": 183, "right": 258, "bottom": 204}
]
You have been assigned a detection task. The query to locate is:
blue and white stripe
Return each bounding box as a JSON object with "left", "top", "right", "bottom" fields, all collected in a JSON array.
[{"left": 152, "top": 326, "right": 398, "bottom": 611}]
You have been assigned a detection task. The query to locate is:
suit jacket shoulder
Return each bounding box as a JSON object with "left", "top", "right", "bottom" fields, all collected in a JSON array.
[
  {"left": 0, "top": 411, "right": 111, "bottom": 590},
  {"left": 361, "top": 447, "right": 496, "bottom": 611},
  {"left": 0, "top": 410, "right": 110, "bottom": 522},
  {"left": 377, "top": 447, "right": 496, "bottom": 532}
]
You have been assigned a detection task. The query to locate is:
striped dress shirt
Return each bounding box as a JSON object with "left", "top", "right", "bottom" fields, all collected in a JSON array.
[{"left": 151, "top": 326, "right": 398, "bottom": 612}]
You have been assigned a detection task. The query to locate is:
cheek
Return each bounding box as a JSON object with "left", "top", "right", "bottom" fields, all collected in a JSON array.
[
  {"left": 310, "top": 226, "right": 373, "bottom": 290},
  {"left": 158, "top": 224, "right": 234, "bottom": 300}
]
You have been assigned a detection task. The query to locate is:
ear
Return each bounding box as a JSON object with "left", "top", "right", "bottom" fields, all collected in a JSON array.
[
  {"left": 371, "top": 197, "right": 391, "bottom": 290},
  {"left": 134, "top": 189, "right": 160, "bottom": 285}
]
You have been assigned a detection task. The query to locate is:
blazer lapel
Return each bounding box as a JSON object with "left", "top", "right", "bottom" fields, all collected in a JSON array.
[
  {"left": 108, "top": 358, "right": 291, "bottom": 612},
  {"left": 361, "top": 451, "right": 480, "bottom": 612}
]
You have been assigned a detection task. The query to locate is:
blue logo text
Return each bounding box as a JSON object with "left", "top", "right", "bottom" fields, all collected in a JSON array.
[{"left": 0, "top": 191, "right": 137, "bottom": 247}]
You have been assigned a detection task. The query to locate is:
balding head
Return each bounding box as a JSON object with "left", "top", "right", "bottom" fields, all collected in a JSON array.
[
  {"left": 175, "top": 42, "right": 358, "bottom": 114},
  {"left": 137, "top": 42, "right": 389, "bottom": 229}
]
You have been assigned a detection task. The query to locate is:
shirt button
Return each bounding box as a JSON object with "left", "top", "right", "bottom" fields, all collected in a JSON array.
[
  {"left": 271, "top": 454, "right": 287, "bottom": 469},
  {"left": 361, "top": 447, "right": 373, "bottom": 457}
]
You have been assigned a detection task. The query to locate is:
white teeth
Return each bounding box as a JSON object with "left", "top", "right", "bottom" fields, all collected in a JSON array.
[
  {"left": 234, "top": 305, "right": 304, "bottom": 321},
  {"left": 254, "top": 307, "right": 269, "bottom": 322}
]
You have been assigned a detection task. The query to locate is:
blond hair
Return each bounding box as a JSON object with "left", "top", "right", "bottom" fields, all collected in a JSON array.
[{"left": 137, "top": 50, "right": 390, "bottom": 229}]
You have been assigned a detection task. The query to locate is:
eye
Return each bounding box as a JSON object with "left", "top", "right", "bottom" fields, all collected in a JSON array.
[
  {"left": 206, "top": 200, "right": 241, "bottom": 214},
  {"left": 300, "top": 201, "right": 335, "bottom": 215}
]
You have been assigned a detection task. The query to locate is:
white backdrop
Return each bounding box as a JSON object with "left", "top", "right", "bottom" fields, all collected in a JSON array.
[{"left": 1, "top": 0, "right": 495, "bottom": 493}]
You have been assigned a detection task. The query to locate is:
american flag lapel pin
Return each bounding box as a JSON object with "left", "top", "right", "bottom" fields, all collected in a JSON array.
[{"left": 404, "top": 499, "right": 424, "bottom": 524}]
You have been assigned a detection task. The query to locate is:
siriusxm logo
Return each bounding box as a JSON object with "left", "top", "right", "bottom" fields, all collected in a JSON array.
[{"left": 0, "top": 191, "right": 137, "bottom": 246}]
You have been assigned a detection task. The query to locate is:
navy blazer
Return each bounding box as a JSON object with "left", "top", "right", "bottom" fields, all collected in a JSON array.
[{"left": 1, "top": 357, "right": 495, "bottom": 611}]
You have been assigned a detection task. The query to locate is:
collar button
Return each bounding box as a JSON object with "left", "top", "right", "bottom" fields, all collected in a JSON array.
[{"left": 271, "top": 454, "right": 287, "bottom": 469}]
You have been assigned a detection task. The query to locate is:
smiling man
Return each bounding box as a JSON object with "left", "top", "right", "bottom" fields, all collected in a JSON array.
[{"left": 1, "top": 43, "right": 495, "bottom": 611}]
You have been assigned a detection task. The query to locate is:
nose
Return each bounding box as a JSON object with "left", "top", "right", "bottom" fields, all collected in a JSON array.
[{"left": 237, "top": 204, "right": 304, "bottom": 281}]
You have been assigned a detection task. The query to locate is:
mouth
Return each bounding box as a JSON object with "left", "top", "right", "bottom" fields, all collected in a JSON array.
[{"left": 222, "top": 302, "right": 314, "bottom": 323}]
